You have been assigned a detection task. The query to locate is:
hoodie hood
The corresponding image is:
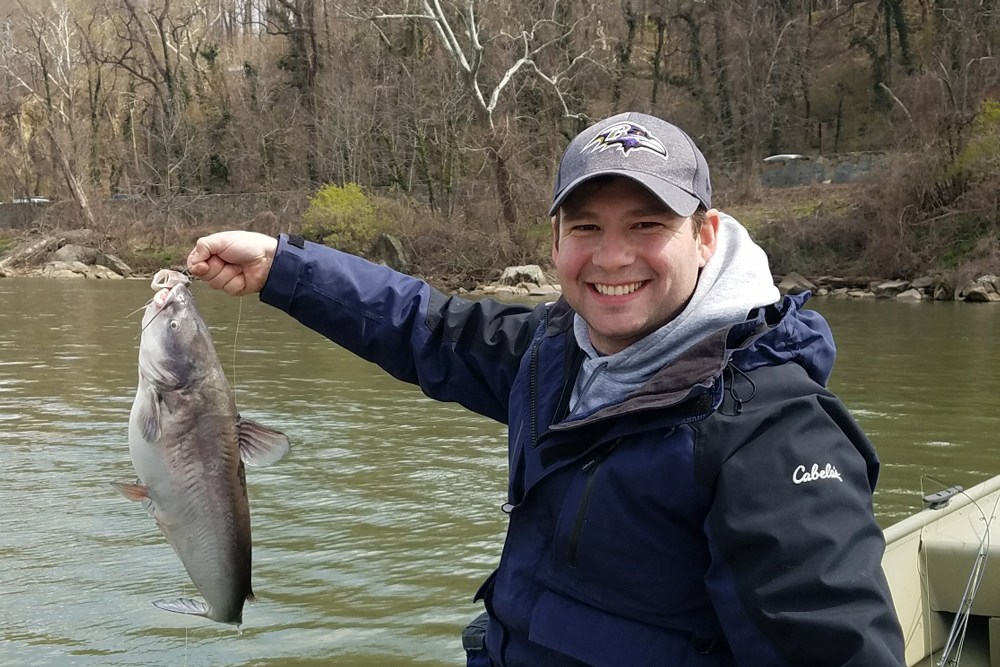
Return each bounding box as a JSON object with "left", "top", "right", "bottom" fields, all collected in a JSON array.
[
  {"left": 568, "top": 213, "right": 781, "bottom": 419},
  {"left": 730, "top": 292, "right": 836, "bottom": 388}
]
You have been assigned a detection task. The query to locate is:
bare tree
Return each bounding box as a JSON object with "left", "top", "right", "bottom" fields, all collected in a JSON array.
[
  {"left": 265, "top": 0, "right": 322, "bottom": 183},
  {"left": 930, "top": 0, "right": 1000, "bottom": 159},
  {"left": 91, "top": 0, "right": 218, "bottom": 194},
  {"left": 0, "top": 0, "right": 96, "bottom": 224},
  {"left": 359, "top": 0, "right": 591, "bottom": 226}
]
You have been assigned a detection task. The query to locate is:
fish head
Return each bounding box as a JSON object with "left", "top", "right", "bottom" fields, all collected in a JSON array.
[{"left": 139, "top": 283, "right": 218, "bottom": 390}]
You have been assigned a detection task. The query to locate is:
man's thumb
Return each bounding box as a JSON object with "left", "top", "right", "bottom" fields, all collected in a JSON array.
[{"left": 187, "top": 236, "right": 216, "bottom": 266}]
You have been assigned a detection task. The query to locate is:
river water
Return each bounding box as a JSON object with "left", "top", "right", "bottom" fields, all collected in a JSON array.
[{"left": 1, "top": 277, "right": 998, "bottom": 665}]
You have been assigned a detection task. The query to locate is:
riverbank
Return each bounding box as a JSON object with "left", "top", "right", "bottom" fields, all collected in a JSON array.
[
  {"left": 5, "top": 176, "right": 1000, "bottom": 304},
  {"left": 5, "top": 246, "right": 1000, "bottom": 305}
]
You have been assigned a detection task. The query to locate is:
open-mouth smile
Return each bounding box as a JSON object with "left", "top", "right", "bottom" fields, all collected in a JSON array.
[{"left": 590, "top": 281, "right": 648, "bottom": 296}]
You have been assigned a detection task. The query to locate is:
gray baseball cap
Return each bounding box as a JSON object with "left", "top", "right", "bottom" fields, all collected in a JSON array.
[{"left": 549, "top": 112, "right": 712, "bottom": 217}]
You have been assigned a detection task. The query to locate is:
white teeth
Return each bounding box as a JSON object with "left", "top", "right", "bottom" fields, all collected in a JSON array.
[{"left": 594, "top": 282, "right": 642, "bottom": 296}]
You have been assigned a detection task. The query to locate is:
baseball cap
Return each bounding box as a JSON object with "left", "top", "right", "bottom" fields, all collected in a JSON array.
[{"left": 548, "top": 112, "right": 712, "bottom": 217}]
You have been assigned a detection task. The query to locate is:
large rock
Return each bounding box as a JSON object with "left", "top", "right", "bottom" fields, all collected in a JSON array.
[
  {"left": 874, "top": 279, "right": 910, "bottom": 298},
  {"left": 91, "top": 265, "right": 125, "bottom": 279},
  {"left": 499, "top": 265, "right": 548, "bottom": 287},
  {"left": 957, "top": 274, "right": 1000, "bottom": 303},
  {"left": 495, "top": 285, "right": 529, "bottom": 297},
  {"left": 41, "top": 261, "right": 89, "bottom": 278},
  {"left": 527, "top": 284, "right": 561, "bottom": 297},
  {"left": 39, "top": 261, "right": 123, "bottom": 279},
  {"left": 895, "top": 289, "right": 923, "bottom": 302},
  {"left": 95, "top": 251, "right": 132, "bottom": 277},
  {"left": 959, "top": 275, "right": 1000, "bottom": 302},
  {"left": 934, "top": 284, "right": 955, "bottom": 301},
  {"left": 777, "top": 272, "right": 816, "bottom": 295},
  {"left": 371, "top": 233, "right": 410, "bottom": 273},
  {"left": 52, "top": 244, "right": 99, "bottom": 264}
]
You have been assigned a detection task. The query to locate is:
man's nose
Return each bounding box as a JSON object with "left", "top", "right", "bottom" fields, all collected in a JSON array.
[{"left": 591, "top": 233, "right": 636, "bottom": 269}]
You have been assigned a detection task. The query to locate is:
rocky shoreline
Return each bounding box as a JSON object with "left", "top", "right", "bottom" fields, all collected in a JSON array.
[
  {"left": 0, "top": 234, "right": 134, "bottom": 281},
  {"left": 5, "top": 236, "right": 1000, "bottom": 303},
  {"left": 777, "top": 272, "right": 1000, "bottom": 302},
  {"left": 462, "top": 266, "right": 1000, "bottom": 303}
]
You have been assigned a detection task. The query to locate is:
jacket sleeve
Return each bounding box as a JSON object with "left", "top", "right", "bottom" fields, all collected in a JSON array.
[
  {"left": 258, "top": 235, "right": 546, "bottom": 423},
  {"left": 696, "top": 363, "right": 905, "bottom": 667}
]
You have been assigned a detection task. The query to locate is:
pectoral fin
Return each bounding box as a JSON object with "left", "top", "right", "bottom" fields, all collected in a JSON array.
[
  {"left": 135, "top": 388, "right": 161, "bottom": 442},
  {"left": 237, "top": 415, "right": 290, "bottom": 466},
  {"left": 112, "top": 482, "right": 150, "bottom": 502},
  {"left": 112, "top": 481, "right": 156, "bottom": 517},
  {"left": 153, "top": 597, "right": 211, "bottom": 617}
]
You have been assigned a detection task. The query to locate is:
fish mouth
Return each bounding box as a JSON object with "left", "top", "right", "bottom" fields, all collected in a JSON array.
[
  {"left": 142, "top": 283, "right": 189, "bottom": 330},
  {"left": 145, "top": 269, "right": 193, "bottom": 319}
]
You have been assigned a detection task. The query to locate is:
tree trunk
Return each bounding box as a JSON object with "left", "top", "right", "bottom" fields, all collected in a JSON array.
[
  {"left": 612, "top": 1, "right": 638, "bottom": 105},
  {"left": 487, "top": 133, "right": 517, "bottom": 228},
  {"left": 0, "top": 236, "right": 65, "bottom": 272},
  {"left": 49, "top": 129, "right": 96, "bottom": 228},
  {"left": 711, "top": 9, "right": 736, "bottom": 160},
  {"left": 886, "top": 0, "right": 914, "bottom": 73},
  {"left": 651, "top": 17, "right": 665, "bottom": 106}
]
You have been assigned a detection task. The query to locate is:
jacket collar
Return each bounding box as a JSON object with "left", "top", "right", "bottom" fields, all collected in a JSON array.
[{"left": 541, "top": 297, "right": 782, "bottom": 432}]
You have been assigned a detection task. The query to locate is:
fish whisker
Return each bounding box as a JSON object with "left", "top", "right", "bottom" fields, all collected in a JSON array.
[
  {"left": 136, "top": 300, "right": 167, "bottom": 339},
  {"left": 127, "top": 299, "right": 155, "bottom": 320}
]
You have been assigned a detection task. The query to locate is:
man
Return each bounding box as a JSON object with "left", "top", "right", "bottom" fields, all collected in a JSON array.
[{"left": 188, "top": 112, "right": 905, "bottom": 666}]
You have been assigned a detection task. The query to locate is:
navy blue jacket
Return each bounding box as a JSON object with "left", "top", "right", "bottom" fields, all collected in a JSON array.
[{"left": 260, "top": 235, "right": 905, "bottom": 667}]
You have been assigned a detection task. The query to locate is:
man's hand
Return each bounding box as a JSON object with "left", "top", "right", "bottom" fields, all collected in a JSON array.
[{"left": 187, "top": 231, "right": 278, "bottom": 296}]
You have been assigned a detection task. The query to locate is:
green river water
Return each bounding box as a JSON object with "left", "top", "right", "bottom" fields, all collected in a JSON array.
[{"left": 1, "top": 277, "right": 999, "bottom": 666}]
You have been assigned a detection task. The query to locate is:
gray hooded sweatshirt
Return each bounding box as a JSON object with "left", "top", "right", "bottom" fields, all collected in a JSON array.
[{"left": 568, "top": 213, "right": 781, "bottom": 419}]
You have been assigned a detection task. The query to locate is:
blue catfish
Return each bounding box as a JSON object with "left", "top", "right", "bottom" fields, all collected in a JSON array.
[{"left": 114, "top": 269, "right": 289, "bottom": 626}]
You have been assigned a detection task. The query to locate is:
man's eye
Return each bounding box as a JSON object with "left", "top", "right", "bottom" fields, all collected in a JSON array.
[
  {"left": 635, "top": 221, "right": 663, "bottom": 229},
  {"left": 572, "top": 224, "right": 600, "bottom": 232}
]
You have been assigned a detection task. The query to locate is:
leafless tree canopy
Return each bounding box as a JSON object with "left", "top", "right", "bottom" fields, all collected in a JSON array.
[{"left": 0, "top": 0, "right": 997, "bottom": 223}]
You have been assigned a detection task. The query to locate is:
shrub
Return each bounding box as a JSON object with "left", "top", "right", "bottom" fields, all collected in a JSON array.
[
  {"left": 0, "top": 235, "right": 18, "bottom": 256},
  {"left": 301, "top": 183, "right": 385, "bottom": 254}
]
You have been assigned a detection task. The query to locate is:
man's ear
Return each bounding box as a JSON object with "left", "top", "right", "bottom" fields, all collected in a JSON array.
[
  {"left": 551, "top": 214, "right": 560, "bottom": 262},
  {"left": 698, "top": 209, "right": 721, "bottom": 268}
]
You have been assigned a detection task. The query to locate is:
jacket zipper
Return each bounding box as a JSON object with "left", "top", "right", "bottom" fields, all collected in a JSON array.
[
  {"left": 528, "top": 309, "right": 548, "bottom": 449},
  {"left": 567, "top": 437, "right": 622, "bottom": 568}
]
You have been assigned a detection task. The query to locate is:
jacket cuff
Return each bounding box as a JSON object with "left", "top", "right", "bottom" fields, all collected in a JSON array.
[{"left": 260, "top": 233, "right": 305, "bottom": 313}]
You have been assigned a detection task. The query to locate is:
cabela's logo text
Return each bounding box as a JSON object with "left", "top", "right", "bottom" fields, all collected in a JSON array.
[{"left": 792, "top": 463, "right": 844, "bottom": 484}]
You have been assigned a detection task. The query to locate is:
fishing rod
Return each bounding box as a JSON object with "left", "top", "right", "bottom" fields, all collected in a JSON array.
[{"left": 922, "top": 475, "right": 1000, "bottom": 667}]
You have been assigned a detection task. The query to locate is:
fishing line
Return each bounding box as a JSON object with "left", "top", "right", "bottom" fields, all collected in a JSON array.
[
  {"left": 232, "top": 295, "right": 243, "bottom": 403},
  {"left": 183, "top": 580, "right": 192, "bottom": 667}
]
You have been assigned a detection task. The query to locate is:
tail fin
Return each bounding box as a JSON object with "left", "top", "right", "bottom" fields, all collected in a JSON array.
[{"left": 152, "top": 597, "right": 211, "bottom": 617}]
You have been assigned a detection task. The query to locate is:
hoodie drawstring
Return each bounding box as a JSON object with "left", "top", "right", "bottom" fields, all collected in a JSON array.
[{"left": 725, "top": 362, "right": 757, "bottom": 415}]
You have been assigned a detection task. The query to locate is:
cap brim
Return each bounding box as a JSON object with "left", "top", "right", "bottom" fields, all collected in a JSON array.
[{"left": 548, "top": 171, "right": 701, "bottom": 218}]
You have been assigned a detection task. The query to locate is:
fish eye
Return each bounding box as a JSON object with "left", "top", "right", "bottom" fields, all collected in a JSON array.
[{"left": 169, "top": 320, "right": 180, "bottom": 330}]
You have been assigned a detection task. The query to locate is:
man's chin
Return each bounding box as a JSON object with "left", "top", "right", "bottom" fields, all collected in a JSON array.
[{"left": 586, "top": 321, "right": 650, "bottom": 354}]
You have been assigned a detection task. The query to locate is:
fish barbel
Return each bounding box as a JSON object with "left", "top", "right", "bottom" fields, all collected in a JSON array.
[{"left": 114, "top": 269, "right": 289, "bottom": 626}]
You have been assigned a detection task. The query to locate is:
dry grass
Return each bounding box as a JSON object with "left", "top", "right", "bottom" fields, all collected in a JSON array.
[{"left": 722, "top": 182, "right": 859, "bottom": 232}]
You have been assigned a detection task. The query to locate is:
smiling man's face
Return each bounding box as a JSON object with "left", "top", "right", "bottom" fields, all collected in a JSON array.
[{"left": 552, "top": 177, "right": 719, "bottom": 355}]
